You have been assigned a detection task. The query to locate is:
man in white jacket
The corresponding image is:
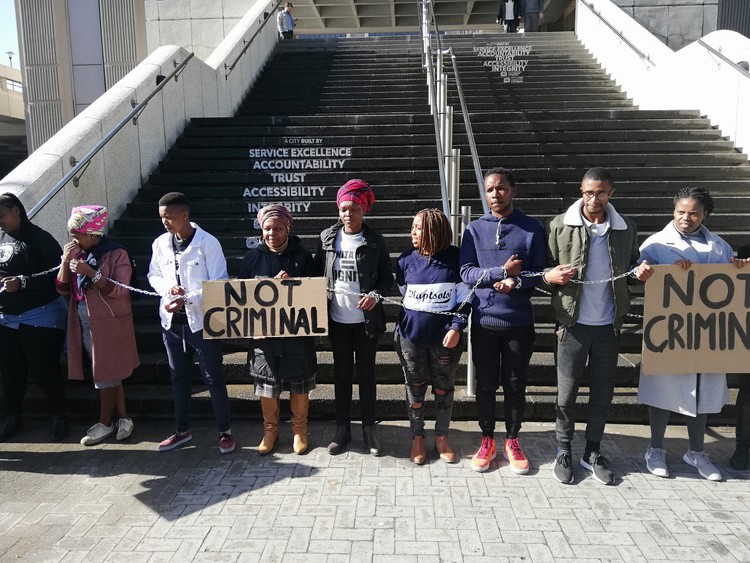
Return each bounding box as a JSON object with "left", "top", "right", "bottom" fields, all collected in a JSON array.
[{"left": 147, "top": 192, "right": 236, "bottom": 454}]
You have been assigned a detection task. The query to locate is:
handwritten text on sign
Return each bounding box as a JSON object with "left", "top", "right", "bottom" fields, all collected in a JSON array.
[
  {"left": 642, "top": 264, "right": 750, "bottom": 374},
  {"left": 202, "top": 278, "right": 328, "bottom": 339}
]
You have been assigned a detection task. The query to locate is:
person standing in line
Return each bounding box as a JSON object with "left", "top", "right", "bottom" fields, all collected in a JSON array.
[
  {"left": 57, "top": 205, "right": 138, "bottom": 446},
  {"left": 0, "top": 193, "right": 68, "bottom": 442},
  {"left": 277, "top": 2, "right": 297, "bottom": 39},
  {"left": 497, "top": 0, "right": 522, "bottom": 33},
  {"left": 638, "top": 188, "right": 749, "bottom": 481},
  {"left": 395, "top": 208, "right": 468, "bottom": 465},
  {"left": 460, "top": 167, "right": 546, "bottom": 474},
  {"left": 544, "top": 167, "right": 653, "bottom": 485},
  {"left": 147, "top": 192, "right": 236, "bottom": 454},
  {"left": 239, "top": 204, "right": 316, "bottom": 456},
  {"left": 522, "top": 0, "right": 545, "bottom": 32},
  {"left": 731, "top": 242, "right": 750, "bottom": 471},
  {"left": 313, "top": 179, "right": 393, "bottom": 456}
]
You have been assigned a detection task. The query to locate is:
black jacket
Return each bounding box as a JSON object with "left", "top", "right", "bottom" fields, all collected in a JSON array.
[
  {"left": 498, "top": 0, "right": 522, "bottom": 21},
  {"left": 312, "top": 222, "right": 393, "bottom": 337},
  {"left": 0, "top": 221, "right": 62, "bottom": 315},
  {"left": 239, "top": 235, "right": 317, "bottom": 383}
]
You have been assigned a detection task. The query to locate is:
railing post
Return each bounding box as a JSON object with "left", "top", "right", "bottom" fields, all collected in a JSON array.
[
  {"left": 450, "top": 148, "right": 460, "bottom": 246},
  {"left": 461, "top": 205, "right": 475, "bottom": 397}
]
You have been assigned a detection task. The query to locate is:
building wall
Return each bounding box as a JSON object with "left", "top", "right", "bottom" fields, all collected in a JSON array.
[
  {"left": 717, "top": 0, "right": 750, "bottom": 39},
  {"left": 14, "top": 0, "right": 147, "bottom": 152},
  {"left": 145, "top": 0, "right": 255, "bottom": 61},
  {"left": 611, "top": 0, "right": 718, "bottom": 50}
]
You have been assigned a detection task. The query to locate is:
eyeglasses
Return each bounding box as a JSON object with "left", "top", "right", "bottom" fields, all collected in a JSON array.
[{"left": 582, "top": 190, "right": 612, "bottom": 200}]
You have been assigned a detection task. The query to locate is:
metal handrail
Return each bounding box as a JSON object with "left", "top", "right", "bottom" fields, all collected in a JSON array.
[
  {"left": 28, "top": 53, "right": 195, "bottom": 220},
  {"left": 419, "top": 1, "right": 450, "bottom": 216},
  {"left": 697, "top": 39, "right": 750, "bottom": 79},
  {"left": 448, "top": 48, "right": 487, "bottom": 215},
  {"left": 420, "top": 0, "right": 487, "bottom": 214},
  {"left": 579, "top": 0, "right": 655, "bottom": 67},
  {"left": 225, "top": 0, "right": 284, "bottom": 79}
]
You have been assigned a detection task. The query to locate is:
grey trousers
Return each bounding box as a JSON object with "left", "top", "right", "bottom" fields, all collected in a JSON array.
[
  {"left": 524, "top": 13, "right": 540, "bottom": 32},
  {"left": 555, "top": 323, "right": 619, "bottom": 451}
]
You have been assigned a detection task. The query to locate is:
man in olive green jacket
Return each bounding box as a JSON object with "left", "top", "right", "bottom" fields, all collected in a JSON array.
[{"left": 543, "top": 167, "right": 652, "bottom": 486}]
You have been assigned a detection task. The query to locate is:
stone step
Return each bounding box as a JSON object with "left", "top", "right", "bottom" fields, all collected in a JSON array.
[
  {"left": 170, "top": 140, "right": 739, "bottom": 158},
  {"left": 158, "top": 153, "right": 749, "bottom": 173},
  {"left": 13, "top": 382, "right": 743, "bottom": 426}
]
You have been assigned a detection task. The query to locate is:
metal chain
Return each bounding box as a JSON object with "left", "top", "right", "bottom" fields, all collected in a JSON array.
[{"left": 520, "top": 266, "right": 639, "bottom": 285}]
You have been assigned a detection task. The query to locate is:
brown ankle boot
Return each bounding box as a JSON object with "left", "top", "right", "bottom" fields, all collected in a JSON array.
[
  {"left": 411, "top": 435, "right": 426, "bottom": 465},
  {"left": 258, "top": 397, "right": 279, "bottom": 455},
  {"left": 435, "top": 435, "right": 456, "bottom": 463},
  {"left": 290, "top": 393, "right": 309, "bottom": 454}
]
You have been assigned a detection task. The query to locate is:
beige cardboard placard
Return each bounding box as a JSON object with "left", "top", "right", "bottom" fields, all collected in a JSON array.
[
  {"left": 642, "top": 264, "right": 750, "bottom": 374},
  {"left": 202, "top": 277, "right": 328, "bottom": 339}
]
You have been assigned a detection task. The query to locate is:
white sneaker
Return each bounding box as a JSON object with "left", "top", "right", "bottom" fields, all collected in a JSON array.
[
  {"left": 80, "top": 422, "right": 115, "bottom": 446},
  {"left": 645, "top": 447, "right": 669, "bottom": 477},
  {"left": 683, "top": 450, "right": 722, "bottom": 481},
  {"left": 116, "top": 418, "right": 134, "bottom": 441}
]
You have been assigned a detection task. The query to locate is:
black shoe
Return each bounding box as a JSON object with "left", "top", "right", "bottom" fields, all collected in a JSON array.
[
  {"left": 362, "top": 424, "right": 382, "bottom": 457},
  {"left": 552, "top": 451, "right": 574, "bottom": 484},
  {"left": 327, "top": 424, "right": 351, "bottom": 455},
  {"left": 0, "top": 415, "right": 23, "bottom": 442},
  {"left": 730, "top": 447, "right": 749, "bottom": 470},
  {"left": 580, "top": 451, "right": 614, "bottom": 485},
  {"left": 51, "top": 415, "right": 69, "bottom": 442}
]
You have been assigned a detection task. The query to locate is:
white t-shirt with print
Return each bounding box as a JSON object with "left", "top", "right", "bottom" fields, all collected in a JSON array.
[{"left": 331, "top": 230, "right": 366, "bottom": 324}]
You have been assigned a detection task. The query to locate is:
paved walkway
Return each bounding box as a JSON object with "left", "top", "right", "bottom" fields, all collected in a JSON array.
[{"left": 1, "top": 419, "right": 749, "bottom": 562}]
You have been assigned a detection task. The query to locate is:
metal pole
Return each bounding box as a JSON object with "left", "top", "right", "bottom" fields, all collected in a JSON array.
[
  {"left": 450, "top": 148, "right": 461, "bottom": 246},
  {"left": 461, "top": 205, "right": 476, "bottom": 397},
  {"left": 443, "top": 105, "right": 452, "bottom": 185}
]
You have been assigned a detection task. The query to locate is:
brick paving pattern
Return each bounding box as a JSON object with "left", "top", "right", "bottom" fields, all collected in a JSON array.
[{"left": 1, "top": 420, "right": 749, "bottom": 562}]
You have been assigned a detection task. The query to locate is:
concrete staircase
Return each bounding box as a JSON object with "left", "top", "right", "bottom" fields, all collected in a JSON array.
[{"left": 52, "top": 33, "right": 750, "bottom": 424}]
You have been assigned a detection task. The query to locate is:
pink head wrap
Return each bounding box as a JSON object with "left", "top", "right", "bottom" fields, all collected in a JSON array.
[
  {"left": 336, "top": 179, "right": 375, "bottom": 214},
  {"left": 257, "top": 204, "right": 293, "bottom": 230},
  {"left": 67, "top": 205, "right": 108, "bottom": 235}
]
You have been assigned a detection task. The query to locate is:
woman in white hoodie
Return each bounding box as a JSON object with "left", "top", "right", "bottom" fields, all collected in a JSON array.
[{"left": 638, "top": 187, "right": 748, "bottom": 481}]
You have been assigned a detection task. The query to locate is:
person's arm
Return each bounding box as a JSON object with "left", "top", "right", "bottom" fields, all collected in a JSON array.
[
  {"left": 395, "top": 255, "right": 407, "bottom": 297},
  {"left": 99, "top": 249, "right": 133, "bottom": 298},
  {"left": 371, "top": 235, "right": 394, "bottom": 297},
  {"left": 147, "top": 239, "right": 171, "bottom": 296},
  {"left": 459, "top": 227, "right": 506, "bottom": 286},
  {"left": 628, "top": 222, "right": 653, "bottom": 283},
  {"left": 277, "top": 11, "right": 284, "bottom": 33},
  {"left": 542, "top": 219, "right": 577, "bottom": 287},
  {"left": 205, "top": 236, "right": 229, "bottom": 281}
]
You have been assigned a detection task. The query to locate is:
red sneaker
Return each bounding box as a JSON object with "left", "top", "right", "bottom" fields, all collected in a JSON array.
[
  {"left": 503, "top": 437, "right": 530, "bottom": 474},
  {"left": 471, "top": 436, "right": 496, "bottom": 472}
]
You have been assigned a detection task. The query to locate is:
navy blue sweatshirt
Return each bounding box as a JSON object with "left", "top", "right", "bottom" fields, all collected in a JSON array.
[
  {"left": 459, "top": 209, "right": 546, "bottom": 328},
  {"left": 396, "top": 246, "right": 468, "bottom": 346}
]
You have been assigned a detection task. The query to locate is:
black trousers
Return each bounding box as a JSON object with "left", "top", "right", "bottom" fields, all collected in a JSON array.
[
  {"left": 471, "top": 324, "right": 535, "bottom": 439},
  {"left": 0, "top": 323, "right": 66, "bottom": 417},
  {"left": 329, "top": 320, "right": 378, "bottom": 426}
]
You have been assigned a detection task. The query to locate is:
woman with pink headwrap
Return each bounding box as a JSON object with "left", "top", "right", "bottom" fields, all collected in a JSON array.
[
  {"left": 56, "top": 205, "right": 139, "bottom": 446},
  {"left": 312, "top": 180, "right": 393, "bottom": 456},
  {"left": 239, "top": 204, "right": 316, "bottom": 455}
]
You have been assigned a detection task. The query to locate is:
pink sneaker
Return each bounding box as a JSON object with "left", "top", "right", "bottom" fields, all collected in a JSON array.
[
  {"left": 158, "top": 430, "right": 192, "bottom": 451},
  {"left": 503, "top": 438, "right": 530, "bottom": 474},
  {"left": 219, "top": 432, "right": 236, "bottom": 454},
  {"left": 471, "top": 436, "right": 496, "bottom": 472}
]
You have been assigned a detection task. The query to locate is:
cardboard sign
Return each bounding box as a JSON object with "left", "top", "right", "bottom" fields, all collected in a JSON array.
[
  {"left": 202, "top": 277, "right": 328, "bottom": 339},
  {"left": 642, "top": 264, "right": 750, "bottom": 374}
]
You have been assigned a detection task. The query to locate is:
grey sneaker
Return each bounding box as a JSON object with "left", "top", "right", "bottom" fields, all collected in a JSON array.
[
  {"left": 552, "top": 451, "right": 574, "bottom": 484},
  {"left": 645, "top": 447, "right": 669, "bottom": 477},
  {"left": 116, "top": 418, "right": 134, "bottom": 441},
  {"left": 683, "top": 450, "right": 722, "bottom": 481},
  {"left": 580, "top": 452, "right": 614, "bottom": 485},
  {"left": 80, "top": 422, "right": 115, "bottom": 446}
]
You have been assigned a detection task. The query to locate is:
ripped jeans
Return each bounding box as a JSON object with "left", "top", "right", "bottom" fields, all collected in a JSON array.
[{"left": 394, "top": 330, "right": 462, "bottom": 437}]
